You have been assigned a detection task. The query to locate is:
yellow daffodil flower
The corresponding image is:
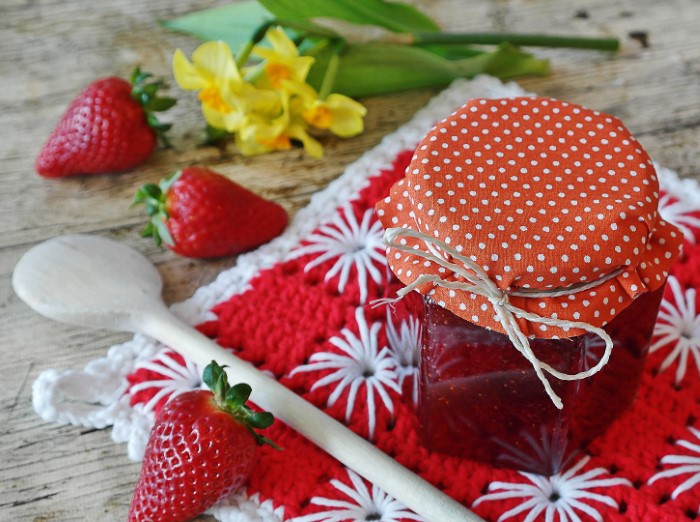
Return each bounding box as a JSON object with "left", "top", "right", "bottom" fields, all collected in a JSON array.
[
  {"left": 285, "top": 80, "right": 367, "bottom": 138},
  {"left": 172, "top": 30, "right": 365, "bottom": 158},
  {"left": 236, "top": 112, "right": 290, "bottom": 156},
  {"left": 235, "top": 84, "right": 293, "bottom": 156},
  {"left": 302, "top": 94, "right": 367, "bottom": 137},
  {"left": 237, "top": 87, "right": 323, "bottom": 158},
  {"left": 173, "top": 41, "right": 245, "bottom": 131},
  {"left": 253, "top": 27, "right": 315, "bottom": 88}
]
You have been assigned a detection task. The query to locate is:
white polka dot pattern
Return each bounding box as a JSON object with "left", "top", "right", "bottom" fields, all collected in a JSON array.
[{"left": 376, "top": 96, "right": 684, "bottom": 338}]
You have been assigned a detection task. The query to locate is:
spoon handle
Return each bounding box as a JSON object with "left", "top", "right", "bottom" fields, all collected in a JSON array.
[{"left": 139, "top": 306, "right": 483, "bottom": 522}]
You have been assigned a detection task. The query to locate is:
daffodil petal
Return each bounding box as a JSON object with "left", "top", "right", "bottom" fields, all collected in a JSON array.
[
  {"left": 281, "top": 79, "right": 318, "bottom": 101},
  {"left": 192, "top": 41, "right": 241, "bottom": 82},
  {"left": 327, "top": 93, "right": 368, "bottom": 114},
  {"left": 236, "top": 133, "right": 273, "bottom": 156},
  {"left": 288, "top": 124, "right": 324, "bottom": 158},
  {"left": 172, "top": 49, "right": 209, "bottom": 91},
  {"left": 235, "top": 82, "right": 284, "bottom": 115},
  {"left": 329, "top": 111, "right": 364, "bottom": 137},
  {"left": 221, "top": 111, "right": 246, "bottom": 133},
  {"left": 266, "top": 27, "right": 299, "bottom": 57},
  {"left": 290, "top": 56, "right": 315, "bottom": 83},
  {"left": 302, "top": 105, "right": 332, "bottom": 129},
  {"left": 252, "top": 46, "right": 280, "bottom": 62},
  {"left": 253, "top": 49, "right": 314, "bottom": 85},
  {"left": 237, "top": 113, "right": 281, "bottom": 141},
  {"left": 327, "top": 94, "right": 367, "bottom": 137},
  {"left": 201, "top": 104, "right": 229, "bottom": 130}
]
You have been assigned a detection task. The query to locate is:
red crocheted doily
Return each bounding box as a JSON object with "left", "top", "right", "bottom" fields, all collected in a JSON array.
[{"left": 125, "top": 145, "right": 700, "bottom": 522}]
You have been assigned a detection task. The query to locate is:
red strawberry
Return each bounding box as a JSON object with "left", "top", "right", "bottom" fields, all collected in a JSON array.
[
  {"left": 36, "top": 67, "right": 175, "bottom": 178},
  {"left": 128, "top": 361, "right": 278, "bottom": 522},
  {"left": 133, "top": 166, "right": 288, "bottom": 258}
]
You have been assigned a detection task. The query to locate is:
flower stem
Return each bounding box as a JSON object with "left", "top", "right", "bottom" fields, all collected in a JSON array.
[
  {"left": 319, "top": 39, "right": 346, "bottom": 100},
  {"left": 412, "top": 32, "right": 619, "bottom": 51},
  {"left": 236, "top": 20, "right": 276, "bottom": 68}
]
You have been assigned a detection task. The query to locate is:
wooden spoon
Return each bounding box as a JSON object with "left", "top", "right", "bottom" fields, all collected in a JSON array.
[{"left": 13, "top": 234, "right": 483, "bottom": 522}]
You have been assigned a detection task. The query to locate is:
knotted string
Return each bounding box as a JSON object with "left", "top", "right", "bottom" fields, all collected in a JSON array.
[{"left": 378, "top": 226, "right": 623, "bottom": 409}]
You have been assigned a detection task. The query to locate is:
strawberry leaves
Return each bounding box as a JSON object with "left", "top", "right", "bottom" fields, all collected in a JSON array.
[
  {"left": 132, "top": 171, "right": 181, "bottom": 247},
  {"left": 129, "top": 66, "right": 176, "bottom": 146},
  {"left": 203, "top": 360, "right": 280, "bottom": 449}
]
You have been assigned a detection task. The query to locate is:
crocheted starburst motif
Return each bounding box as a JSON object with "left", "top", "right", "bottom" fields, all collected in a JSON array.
[
  {"left": 291, "top": 306, "right": 400, "bottom": 438},
  {"left": 127, "top": 349, "right": 202, "bottom": 413},
  {"left": 648, "top": 426, "right": 700, "bottom": 499},
  {"left": 649, "top": 276, "right": 700, "bottom": 383},
  {"left": 385, "top": 310, "right": 420, "bottom": 403},
  {"left": 658, "top": 193, "right": 700, "bottom": 244},
  {"left": 292, "top": 206, "right": 387, "bottom": 303},
  {"left": 473, "top": 456, "right": 631, "bottom": 522},
  {"left": 290, "top": 468, "right": 424, "bottom": 522}
]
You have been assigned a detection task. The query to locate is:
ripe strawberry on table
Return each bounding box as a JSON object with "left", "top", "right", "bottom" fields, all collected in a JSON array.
[
  {"left": 129, "top": 361, "right": 278, "bottom": 522},
  {"left": 36, "top": 67, "right": 175, "bottom": 178},
  {"left": 133, "top": 166, "right": 289, "bottom": 258}
]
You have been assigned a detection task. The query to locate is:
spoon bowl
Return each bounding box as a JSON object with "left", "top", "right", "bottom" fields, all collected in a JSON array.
[
  {"left": 13, "top": 235, "right": 165, "bottom": 332},
  {"left": 13, "top": 234, "right": 483, "bottom": 522}
]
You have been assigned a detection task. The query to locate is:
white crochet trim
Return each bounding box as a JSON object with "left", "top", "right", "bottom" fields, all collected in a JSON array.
[
  {"left": 207, "top": 492, "right": 285, "bottom": 522},
  {"left": 656, "top": 163, "right": 700, "bottom": 206},
  {"left": 32, "top": 332, "right": 161, "bottom": 456},
  {"left": 30, "top": 75, "right": 699, "bottom": 521}
]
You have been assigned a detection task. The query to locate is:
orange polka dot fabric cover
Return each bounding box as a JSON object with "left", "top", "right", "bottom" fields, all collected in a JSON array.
[
  {"left": 376, "top": 96, "right": 683, "bottom": 339},
  {"left": 31, "top": 78, "right": 700, "bottom": 522}
]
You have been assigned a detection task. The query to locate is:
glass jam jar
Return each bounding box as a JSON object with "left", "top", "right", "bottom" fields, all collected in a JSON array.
[
  {"left": 376, "top": 96, "right": 683, "bottom": 475},
  {"left": 414, "top": 286, "right": 663, "bottom": 475}
]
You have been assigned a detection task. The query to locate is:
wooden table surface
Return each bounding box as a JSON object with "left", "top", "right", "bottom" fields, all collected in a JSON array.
[{"left": 2, "top": 0, "right": 699, "bottom": 520}]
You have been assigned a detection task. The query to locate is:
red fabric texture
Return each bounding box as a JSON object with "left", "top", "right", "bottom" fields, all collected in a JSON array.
[
  {"left": 377, "top": 97, "right": 683, "bottom": 339},
  {"left": 126, "top": 147, "right": 700, "bottom": 521}
]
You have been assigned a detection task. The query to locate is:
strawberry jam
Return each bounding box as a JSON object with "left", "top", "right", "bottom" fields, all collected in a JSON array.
[{"left": 414, "top": 286, "right": 665, "bottom": 475}]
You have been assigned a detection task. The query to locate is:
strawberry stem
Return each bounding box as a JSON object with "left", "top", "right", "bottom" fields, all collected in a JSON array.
[
  {"left": 132, "top": 171, "right": 181, "bottom": 247},
  {"left": 129, "top": 66, "right": 177, "bottom": 148},
  {"left": 202, "top": 360, "right": 280, "bottom": 449}
]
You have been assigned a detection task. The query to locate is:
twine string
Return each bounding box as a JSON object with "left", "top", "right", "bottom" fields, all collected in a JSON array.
[{"left": 379, "top": 226, "right": 620, "bottom": 409}]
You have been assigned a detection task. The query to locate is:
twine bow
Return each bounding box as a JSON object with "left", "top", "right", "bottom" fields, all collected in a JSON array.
[{"left": 380, "top": 227, "right": 622, "bottom": 409}]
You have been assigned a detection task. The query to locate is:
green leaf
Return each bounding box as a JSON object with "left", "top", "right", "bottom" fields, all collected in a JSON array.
[
  {"left": 306, "top": 43, "right": 461, "bottom": 97},
  {"left": 258, "top": 0, "right": 439, "bottom": 33},
  {"left": 202, "top": 361, "right": 225, "bottom": 390},
  {"left": 204, "top": 124, "right": 233, "bottom": 145},
  {"left": 155, "top": 218, "right": 174, "bottom": 247},
  {"left": 140, "top": 83, "right": 160, "bottom": 97},
  {"left": 215, "top": 372, "right": 228, "bottom": 399},
  {"left": 417, "top": 44, "right": 485, "bottom": 60},
  {"left": 140, "top": 183, "right": 162, "bottom": 200},
  {"left": 306, "top": 42, "right": 548, "bottom": 98},
  {"left": 249, "top": 411, "right": 274, "bottom": 429},
  {"left": 256, "top": 434, "right": 283, "bottom": 450},
  {"left": 147, "top": 97, "right": 177, "bottom": 112},
  {"left": 226, "top": 383, "right": 252, "bottom": 405},
  {"left": 162, "top": 1, "right": 274, "bottom": 53},
  {"left": 140, "top": 222, "right": 154, "bottom": 238},
  {"left": 159, "top": 170, "right": 183, "bottom": 194},
  {"left": 453, "top": 42, "right": 550, "bottom": 79}
]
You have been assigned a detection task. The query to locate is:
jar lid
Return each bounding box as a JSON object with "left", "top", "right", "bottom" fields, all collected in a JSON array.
[{"left": 377, "top": 96, "right": 683, "bottom": 339}]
